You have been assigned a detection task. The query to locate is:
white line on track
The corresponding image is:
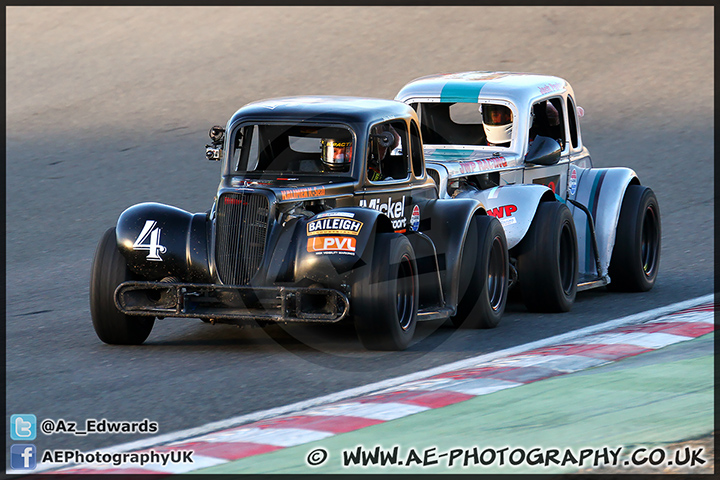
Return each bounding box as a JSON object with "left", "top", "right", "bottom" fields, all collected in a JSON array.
[{"left": 32, "top": 293, "right": 714, "bottom": 472}]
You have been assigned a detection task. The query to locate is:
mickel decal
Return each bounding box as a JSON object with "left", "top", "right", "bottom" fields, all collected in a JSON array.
[
  {"left": 359, "top": 195, "right": 407, "bottom": 230},
  {"left": 132, "top": 220, "right": 166, "bottom": 261},
  {"left": 307, "top": 217, "right": 363, "bottom": 236},
  {"left": 307, "top": 236, "right": 356, "bottom": 254}
]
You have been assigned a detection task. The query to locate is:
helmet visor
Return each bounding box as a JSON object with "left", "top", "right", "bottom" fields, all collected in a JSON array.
[
  {"left": 482, "top": 104, "right": 513, "bottom": 126},
  {"left": 321, "top": 140, "right": 352, "bottom": 166}
]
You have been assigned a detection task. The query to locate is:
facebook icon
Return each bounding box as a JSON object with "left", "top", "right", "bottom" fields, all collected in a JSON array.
[{"left": 11, "top": 444, "right": 37, "bottom": 470}]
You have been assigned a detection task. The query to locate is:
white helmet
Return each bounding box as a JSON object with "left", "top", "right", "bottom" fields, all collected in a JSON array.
[{"left": 482, "top": 104, "right": 513, "bottom": 145}]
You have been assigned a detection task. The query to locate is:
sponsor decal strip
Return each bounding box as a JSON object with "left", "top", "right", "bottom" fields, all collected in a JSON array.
[
  {"left": 47, "top": 298, "right": 714, "bottom": 474},
  {"left": 359, "top": 195, "right": 407, "bottom": 231},
  {"left": 307, "top": 217, "right": 363, "bottom": 236},
  {"left": 280, "top": 186, "right": 325, "bottom": 201},
  {"left": 307, "top": 236, "right": 356, "bottom": 254}
]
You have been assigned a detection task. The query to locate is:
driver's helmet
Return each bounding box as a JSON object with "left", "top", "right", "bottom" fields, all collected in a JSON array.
[
  {"left": 546, "top": 102, "right": 560, "bottom": 126},
  {"left": 320, "top": 139, "right": 352, "bottom": 168},
  {"left": 481, "top": 104, "right": 513, "bottom": 145},
  {"left": 532, "top": 102, "right": 560, "bottom": 127}
]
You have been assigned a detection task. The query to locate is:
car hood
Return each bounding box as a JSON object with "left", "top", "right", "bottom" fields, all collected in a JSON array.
[
  {"left": 424, "top": 147, "right": 522, "bottom": 177},
  {"left": 224, "top": 176, "right": 356, "bottom": 203}
]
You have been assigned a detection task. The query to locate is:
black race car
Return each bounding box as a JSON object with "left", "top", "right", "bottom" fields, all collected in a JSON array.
[{"left": 90, "top": 96, "right": 509, "bottom": 350}]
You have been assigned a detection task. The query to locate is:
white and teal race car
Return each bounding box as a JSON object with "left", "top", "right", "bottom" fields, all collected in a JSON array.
[{"left": 396, "top": 71, "right": 661, "bottom": 312}]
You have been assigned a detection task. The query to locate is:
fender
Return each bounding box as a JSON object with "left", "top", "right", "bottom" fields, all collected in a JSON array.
[
  {"left": 116, "top": 202, "right": 211, "bottom": 282},
  {"left": 418, "top": 197, "right": 484, "bottom": 310},
  {"left": 291, "top": 207, "right": 394, "bottom": 289},
  {"left": 569, "top": 166, "right": 638, "bottom": 277},
  {"left": 458, "top": 184, "right": 555, "bottom": 249}
]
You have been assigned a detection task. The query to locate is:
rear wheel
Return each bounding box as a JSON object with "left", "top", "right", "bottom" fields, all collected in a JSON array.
[
  {"left": 452, "top": 215, "right": 508, "bottom": 329},
  {"left": 515, "top": 201, "right": 578, "bottom": 312},
  {"left": 90, "top": 227, "right": 155, "bottom": 345},
  {"left": 353, "top": 234, "right": 418, "bottom": 351},
  {"left": 607, "top": 185, "right": 661, "bottom": 291}
]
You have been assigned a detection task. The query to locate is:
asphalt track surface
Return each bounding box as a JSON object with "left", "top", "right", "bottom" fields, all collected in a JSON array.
[{"left": 5, "top": 6, "right": 714, "bottom": 456}]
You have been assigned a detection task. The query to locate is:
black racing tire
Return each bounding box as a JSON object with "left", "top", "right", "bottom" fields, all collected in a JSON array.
[
  {"left": 515, "top": 201, "right": 578, "bottom": 312},
  {"left": 607, "top": 185, "right": 661, "bottom": 292},
  {"left": 89, "top": 227, "right": 155, "bottom": 345},
  {"left": 352, "top": 233, "right": 418, "bottom": 351},
  {"left": 451, "top": 215, "right": 508, "bottom": 329}
]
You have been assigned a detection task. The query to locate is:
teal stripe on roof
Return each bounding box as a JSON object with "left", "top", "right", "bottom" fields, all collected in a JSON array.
[{"left": 440, "top": 82, "right": 487, "bottom": 102}]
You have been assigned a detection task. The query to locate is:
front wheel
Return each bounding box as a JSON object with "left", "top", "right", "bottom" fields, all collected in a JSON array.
[
  {"left": 352, "top": 234, "right": 418, "bottom": 351},
  {"left": 452, "top": 215, "right": 508, "bottom": 329},
  {"left": 89, "top": 227, "right": 155, "bottom": 345},
  {"left": 607, "top": 185, "right": 661, "bottom": 292},
  {"left": 515, "top": 201, "right": 578, "bottom": 312}
]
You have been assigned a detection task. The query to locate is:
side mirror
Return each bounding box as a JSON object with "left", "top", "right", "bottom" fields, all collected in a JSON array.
[
  {"left": 525, "top": 135, "right": 561, "bottom": 166},
  {"left": 205, "top": 125, "right": 225, "bottom": 162},
  {"left": 370, "top": 132, "right": 395, "bottom": 148},
  {"left": 209, "top": 126, "right": 225, "bottom": 143}
]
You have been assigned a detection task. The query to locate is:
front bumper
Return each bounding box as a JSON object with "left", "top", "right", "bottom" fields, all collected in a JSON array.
[{"left": 114, "top": 281, "right": 350, "bottom": 323}]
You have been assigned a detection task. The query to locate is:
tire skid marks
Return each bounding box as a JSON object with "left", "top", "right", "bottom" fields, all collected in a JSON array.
[{"left": 52, "top": 302, "right": 714, "bottom": 474}]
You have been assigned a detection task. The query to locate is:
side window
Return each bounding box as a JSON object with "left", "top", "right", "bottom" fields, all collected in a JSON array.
[
  {"left": 567, "top": 97, "right": 580, "bottom": 149},
  {"left": 409, "top": 120, "right": 424, "bottom": 178},
  {"left": 529, "top": 97, "right": 566, "bottom": 150},
  {"left": 416, "top": 102, "right": 487, "bottom": 146},
  {"left": 367, "top": 120, "right": 409, "bottom": 183},
  {"left": 232, "top": 125, "right": 258, "bottom": 172}
]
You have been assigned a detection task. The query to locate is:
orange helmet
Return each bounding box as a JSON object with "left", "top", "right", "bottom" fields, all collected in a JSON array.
[{"left": 320, "top": 139, "right": 352, "bottom": 168}]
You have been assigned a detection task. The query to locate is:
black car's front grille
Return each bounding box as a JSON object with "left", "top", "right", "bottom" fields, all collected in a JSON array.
[{"left": 215, "top": 192, "right": 270, "bottom": 285}]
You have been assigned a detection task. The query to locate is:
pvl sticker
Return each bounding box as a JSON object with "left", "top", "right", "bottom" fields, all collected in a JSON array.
[
  {"left": 132, "top": 220, "right": 166, "bottom": 261},
  {"left": 307, "top": 236, "right": 356, "bottom": 255}
]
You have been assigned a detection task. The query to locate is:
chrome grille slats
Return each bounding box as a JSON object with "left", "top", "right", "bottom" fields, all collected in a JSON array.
[{"left": 215, "top": 192, "right": 270, "bottom": 285}]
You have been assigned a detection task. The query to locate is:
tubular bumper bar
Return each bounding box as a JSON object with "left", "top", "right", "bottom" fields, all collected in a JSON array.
[{"left": 115, "top": 281, "right": 350, "bottom": 323}]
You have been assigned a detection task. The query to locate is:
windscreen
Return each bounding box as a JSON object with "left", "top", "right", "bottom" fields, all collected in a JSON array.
[{"left": 229, "top": 124, "right": 355, "bottom": 176}]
